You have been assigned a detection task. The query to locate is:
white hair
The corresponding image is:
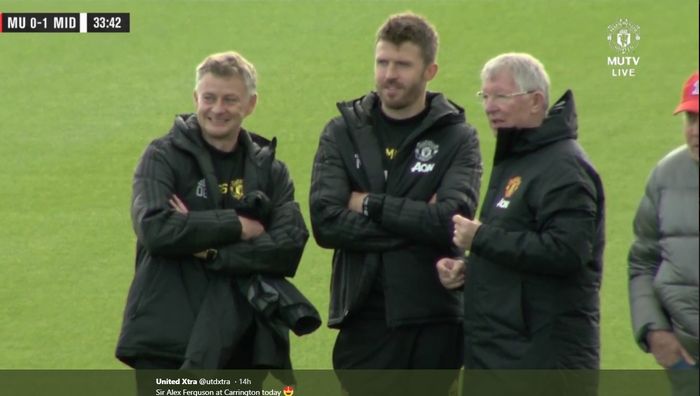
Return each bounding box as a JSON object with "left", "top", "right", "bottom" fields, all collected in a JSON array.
[{"left": 481, "top": 52, "right": 550, "bottom": 108}]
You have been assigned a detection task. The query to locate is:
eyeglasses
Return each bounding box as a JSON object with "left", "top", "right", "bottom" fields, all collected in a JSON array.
[{"left": 476, "top": 90, "right": 535, "bottom": 103}]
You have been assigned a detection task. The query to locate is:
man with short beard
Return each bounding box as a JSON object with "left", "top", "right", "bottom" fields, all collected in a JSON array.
[{"left": 309, "top": 12, "right": 482, "bottom": 395}]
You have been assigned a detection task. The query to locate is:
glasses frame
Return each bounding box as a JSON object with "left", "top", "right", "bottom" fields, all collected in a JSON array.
[{"left": 476, "top": 90, "right": 536, "bottom": 103}]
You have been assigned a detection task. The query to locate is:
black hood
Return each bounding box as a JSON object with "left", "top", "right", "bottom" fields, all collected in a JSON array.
[
  {"left": 493, "top": 90, "right": 578, "bottom": 164},
  {"left": 169, "top": 113, "right": 276, "bottom": 166},
  {"left": 337, "top": 91, "right": 467, "bottom": 133}
]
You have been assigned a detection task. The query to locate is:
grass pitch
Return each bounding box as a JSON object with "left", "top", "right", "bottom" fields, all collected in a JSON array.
[{"left": 0, "top": 0, "right": 697, "bottom": 370}]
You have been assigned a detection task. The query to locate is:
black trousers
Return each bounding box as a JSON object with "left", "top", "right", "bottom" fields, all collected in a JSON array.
[
  {"left": 132, "top": 324, "right": 265, "bottom": 395},
  {"left": 333, "top": 317, "right": 463, "bottom": 396}
]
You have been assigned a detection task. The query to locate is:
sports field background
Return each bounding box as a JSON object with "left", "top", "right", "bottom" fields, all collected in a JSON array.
[{"left": 0, "top": 0, "right": 697, "bottom": 370}]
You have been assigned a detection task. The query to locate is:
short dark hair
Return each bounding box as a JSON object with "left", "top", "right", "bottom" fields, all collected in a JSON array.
[{"left": 376, "top": 12, "right": 438, "bottom": 65}]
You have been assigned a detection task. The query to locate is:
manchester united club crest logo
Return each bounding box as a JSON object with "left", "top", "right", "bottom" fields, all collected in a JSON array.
[
  {"left": 504, "top": 176, "right": 522, "bottom": 198},
  {"left": 496, "top": 176, "right": 522, "bottom": 209},
  {"left": 414, "top": 140, "right": 439, "bottom": 162},
  {"left": 607, "top": 18, "right": 641, "bottom": 54}
]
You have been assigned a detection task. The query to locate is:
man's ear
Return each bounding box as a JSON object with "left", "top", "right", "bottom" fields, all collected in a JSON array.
[
  {"left": 531, "top": 91, "right": 547, "bottom": 114},
  {"left": 424, "top": 62, "right": 438, "bottom": 82},
  {"left": 246, "top": 94, "right": 258, "bottom": 116}
]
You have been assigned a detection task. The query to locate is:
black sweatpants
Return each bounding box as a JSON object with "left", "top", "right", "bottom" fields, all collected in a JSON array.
[{"left": 333, "top": 316, "right": 463, "bottom": 396}]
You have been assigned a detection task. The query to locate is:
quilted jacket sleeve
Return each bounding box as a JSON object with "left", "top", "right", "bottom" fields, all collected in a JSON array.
[
  {"left": 309, "top": 120, "right": 409, "bottom": 252},
  {"left": 471, "top": 161, "right": 600, "bottom": 276},
  {"left": 375, "top": 126, "right": 481, "bottom": 249},
  {"left": 628, "top": 167, "right": 671, "bottom": 351},
  {"left": 203, "top": 160, "right": 309, "bottom": 277},
  {"left": 131, "top": 142, "right": 242, "bottom": 256}
]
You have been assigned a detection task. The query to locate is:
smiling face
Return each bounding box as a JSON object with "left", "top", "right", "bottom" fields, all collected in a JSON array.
[
  {"left": 374, "top": 40, "right": 437, "bottom": 119},
  {"left": 194, "top": 73, "right": 256, "bottom": 150},
  {"left": 480, "top": 70, "right": 544, "bottom": 133}
]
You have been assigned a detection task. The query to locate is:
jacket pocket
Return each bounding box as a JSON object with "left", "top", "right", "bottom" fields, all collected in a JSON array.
[
  {"left": 476, "top": 268, "right": 529, "bottom": 338},
  {"left": 328, "top": 250, "right": 378, "bottom": 327}
]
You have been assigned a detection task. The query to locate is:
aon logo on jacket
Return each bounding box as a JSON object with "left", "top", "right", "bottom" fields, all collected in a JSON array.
[{"left": 411, "top": 162, "right": 435, "bottom": 173}]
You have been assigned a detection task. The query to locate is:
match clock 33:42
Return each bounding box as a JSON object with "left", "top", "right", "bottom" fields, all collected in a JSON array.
[{"left": 88, "top": 13, "right": 129, "bottom": 32}]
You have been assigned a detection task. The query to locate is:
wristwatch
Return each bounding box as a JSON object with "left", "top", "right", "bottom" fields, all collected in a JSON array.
[{"left": 205, "top": 248, "right": 218, "bottom": 261}]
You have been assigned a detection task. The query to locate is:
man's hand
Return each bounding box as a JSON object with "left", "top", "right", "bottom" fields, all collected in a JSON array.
[
  {"left": 169, "top": 194, "right": 262, "bottom": 248},
  {"left": 192, "top": 251, "right": 208, "bottom": 260},
  {"left": 453, "top": 214, "right": 482, "bottom": 250},
  {"left": 429, "top": 194, "right": 437, "bottom": 204},
  {"left": 169, "top": 195, "right": 189, "bottom": 214},
  {"left": 436, "top": 257, "right": 465, "bottom": 289},
  {"left": 647, "top": 330, "right": 696, "bottom": 368},
  {"left": 240, "top": 216, "right": 265, "bottom": 240},
  {"left": 348, "top": 191, "right": 368, "bottom": 213}
]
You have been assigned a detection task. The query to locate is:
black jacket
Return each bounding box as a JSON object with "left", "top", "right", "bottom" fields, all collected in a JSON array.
[
  {"left": 116, "top": 114, "right": 313, "bottom": 368},
  {"left": 464, "top": 91, "right": 605, "bottom": 369},
  {"left": 310, "top": 92, "right": 482, "bottom": 327}
]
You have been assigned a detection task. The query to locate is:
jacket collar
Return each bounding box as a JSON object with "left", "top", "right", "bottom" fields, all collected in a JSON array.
[
  {"left": 337, "top": 91, "right": 466, "bottom": 138},
  {"left": 334, "top": 92, "right": 467, "bottom": 193},
  {"left": 169, "top": 113, "right": 277, "bottom": 203},
  {"left": 170, "top": 114, "right": 276, "bottom": 166},
  {"left": 493, "top": 90, "right": 578, "bottom": 163}
]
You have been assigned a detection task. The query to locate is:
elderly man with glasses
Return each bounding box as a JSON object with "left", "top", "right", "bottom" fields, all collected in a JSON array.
[{"left": 437, "top": 53, "right": 605, "bottom": 385}]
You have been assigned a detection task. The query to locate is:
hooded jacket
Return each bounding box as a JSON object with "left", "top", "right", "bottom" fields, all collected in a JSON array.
[
  {"left": 115, "top": 114, "right": 314, "bottom": 368},
  {"left": 629, "top": 145, "right": 699, "bottom": 361},
  {"left": 310, "top": 92, "right": 482, "bottom": 328},
  {"left": 464, "top": 91, "right": 605, "bottom": 369}
]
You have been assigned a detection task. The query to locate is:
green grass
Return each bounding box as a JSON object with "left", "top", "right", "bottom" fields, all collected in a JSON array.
[{"left": 0, "top": 0, "right": 697, "bottom": 370}]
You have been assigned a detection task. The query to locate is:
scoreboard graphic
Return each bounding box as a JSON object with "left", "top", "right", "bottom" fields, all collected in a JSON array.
[{"left": 0, "top": 13, "right": 130, "bottom": 33}]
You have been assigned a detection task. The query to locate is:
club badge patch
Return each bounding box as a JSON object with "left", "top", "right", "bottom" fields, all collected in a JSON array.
[
  {"left": 504, "top": 176, "right": 522, "bottom": 198},
  {"left": 496, "top": 176, "right": 522, "bottom": 209},
  {"left": 414, "top": 140, "right": 439, "bottom": 162}
]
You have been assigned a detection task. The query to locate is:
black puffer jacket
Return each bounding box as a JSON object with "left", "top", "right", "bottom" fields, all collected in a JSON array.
[
  {"left": 464, "top": 91, "right": 605, "bottom": 369},
  {"left": 116, "top": 114, "right": 312, "bottom": 368},
  {"left": 310, "top": 92, "right": 482, "bottom": 328}
]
